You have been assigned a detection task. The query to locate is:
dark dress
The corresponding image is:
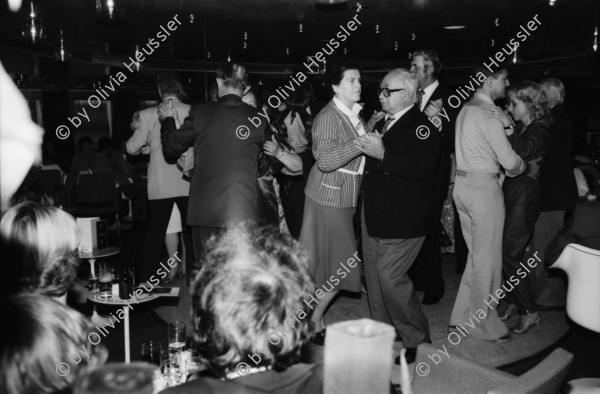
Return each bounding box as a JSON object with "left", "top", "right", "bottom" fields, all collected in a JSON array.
[{"left": 502, "top": 121, "right": 550, "bottom": 313}]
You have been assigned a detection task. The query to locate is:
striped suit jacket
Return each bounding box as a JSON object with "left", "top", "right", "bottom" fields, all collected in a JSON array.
[{"left": 304, "top": 100, "right": 365, "bottom": 208}]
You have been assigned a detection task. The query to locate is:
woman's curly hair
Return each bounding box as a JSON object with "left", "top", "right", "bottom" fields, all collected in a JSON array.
[
  {"left": 191, "top": 223, "right": 315, "bottom": 377},
  {"left": 507, "top": 81, "right": 552, "bottom": 128}
]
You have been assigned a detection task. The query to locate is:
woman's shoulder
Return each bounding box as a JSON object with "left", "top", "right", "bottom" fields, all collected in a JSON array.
[{"left": 314, "top": 101, "right": 343, "bottom": 127}]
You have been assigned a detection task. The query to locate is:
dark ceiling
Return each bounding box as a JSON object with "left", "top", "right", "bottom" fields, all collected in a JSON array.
[{"left": 1, "top": 0, "right": 599, "bottom": 88}]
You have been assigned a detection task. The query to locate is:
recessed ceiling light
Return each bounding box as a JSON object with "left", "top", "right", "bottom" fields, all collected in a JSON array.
[{"left": 444, "top": 25, "right": 466, "bottom": 30}]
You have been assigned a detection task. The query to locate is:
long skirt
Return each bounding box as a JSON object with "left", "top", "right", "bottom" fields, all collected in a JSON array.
[{"left": 299, "top": 197, "right": 361, "bottom": 292}]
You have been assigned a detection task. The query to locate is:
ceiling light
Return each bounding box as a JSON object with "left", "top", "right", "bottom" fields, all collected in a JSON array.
[
  {"left": 443, "top": 25, "right": 466, "bottom": 30},
  {"left": 315, "top": 0, "right": 347, "bottom": 4},
  {"left": 95, "top": 0, "right": 126, "bottom": 21},
  {"left": 21, "top": 1, "right": 45, "bottom": 44},
  {"left": 55, "top": 29, "right": 70, "bottom": 62}
]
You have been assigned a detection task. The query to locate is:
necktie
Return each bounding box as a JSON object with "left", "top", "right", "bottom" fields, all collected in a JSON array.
[
  {"left": 381, "top": 116, "right": 394, "bottom": 135},
  {"left": 416, "top": 89, "right": 425, "bottom": 111}
]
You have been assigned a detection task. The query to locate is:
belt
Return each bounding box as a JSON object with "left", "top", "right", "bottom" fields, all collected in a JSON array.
[{"left": 456, "top": 170, "right": 499, "bottom": 179}]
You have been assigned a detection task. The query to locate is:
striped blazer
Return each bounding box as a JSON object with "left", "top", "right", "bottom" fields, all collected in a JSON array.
[{"left": 304, "top": 100, "right": 365, "bottom": 208}]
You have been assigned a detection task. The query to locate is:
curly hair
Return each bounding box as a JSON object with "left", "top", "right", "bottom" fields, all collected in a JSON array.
[
  {"left": 0, "top": 202, "right": 79, "bottom": 297},
  {"left": 191, "top": 223, "right": 315, "bottom": 377},
  {"left": 1, "top": 294, "right": 107, "bottom": 394},
  {"left": 507, "top": 81, "right": 552, "bottom": 127}
]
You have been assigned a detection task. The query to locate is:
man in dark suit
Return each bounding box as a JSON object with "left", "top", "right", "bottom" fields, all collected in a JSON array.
[
  {"left": 160, "top": 63, "right": 267, "bottom": 274},
  {"left": 357, "top": 69, "right": 440, "bottom": 364},
  {"left": 409, "top": 49, "right": 465, "bottom": 305}
]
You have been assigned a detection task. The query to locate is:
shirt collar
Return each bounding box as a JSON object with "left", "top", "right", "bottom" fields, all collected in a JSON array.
[
  {"left": 333, "top": 96, "right": 363, "bottom": 118},
  {"left": 422, "top": 80, "right": 439, "bottom": 98}
]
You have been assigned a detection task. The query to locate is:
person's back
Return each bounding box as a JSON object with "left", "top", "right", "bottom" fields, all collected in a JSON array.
[
  {"left": 132, "top": 102, "right": 190, "bottom": 200},
  {"left": 455, "top": 95, "right": 522, "bottom": 175},
  {"left": 187, "top": 95, "right": 266, "bottom": 227}
]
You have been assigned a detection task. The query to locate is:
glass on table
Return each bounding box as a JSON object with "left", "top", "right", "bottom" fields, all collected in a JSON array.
[
  {"left": 161, "top": 352, "right": 184, "bottom": 387},
  {"left": 168, "top": 321, "right": 187, "bottom": 354},
  {"left": 98, "top": 262, "right": 113, "bottom": 299},
  {"left": 97, "top": 263, "right": 113, "bottom": 299},
  {"left": 141, "top": 341, "right": 163, "bottom": 367}
]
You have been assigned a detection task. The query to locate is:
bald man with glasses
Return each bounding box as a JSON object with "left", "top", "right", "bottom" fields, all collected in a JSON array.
[{"left": 357, "top": 69, "right": 441, "bottom": 364}]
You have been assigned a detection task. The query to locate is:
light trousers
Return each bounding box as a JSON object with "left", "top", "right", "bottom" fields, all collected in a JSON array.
[{"left": 451, "top": 175, "right": 509, "bottom": 340}]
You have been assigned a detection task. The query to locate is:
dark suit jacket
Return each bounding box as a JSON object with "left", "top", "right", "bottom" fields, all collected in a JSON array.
[
  {"left": 425, "top": 83, "right": 461, "bottom": 205},
  {"left": 426, "top": 83, "right": 460, "bottom": 153},
  {"left": 540, "top": 106, "right": 578, "bottom": 211},
  {"left": 161, "top": 94, "right": 267, "bottom": 227},
  {"left": 362, "top": 106, "right": 442, "bottom": 239},
  {"left": 160, "top": 363, "right": 323, "bottom": 394}
]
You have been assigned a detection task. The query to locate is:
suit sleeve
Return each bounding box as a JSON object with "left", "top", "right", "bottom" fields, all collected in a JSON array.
[
  {"left": 312, "top": 112, "right": 362, "bottom": 173},
  {"left": 376, "top": 123, "right": 442, "bottom": 179},
  {"left": 160, "top": 116, "right": 195, "bottom": 163}
]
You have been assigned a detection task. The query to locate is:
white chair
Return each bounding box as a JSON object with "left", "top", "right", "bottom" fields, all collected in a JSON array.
[
  {"left": 550, "top": 244, "right": 600, "bottom": 394},
  {"left": 573, "top": 168, "right": 589, "bottom": 197},
  {"left": 549, "top": 243, "right": 600, "bottom": 332}
]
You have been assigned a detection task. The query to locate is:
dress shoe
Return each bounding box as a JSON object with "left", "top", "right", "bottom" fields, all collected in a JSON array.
[
  {"left": 422, "top": 294, "right": 442, "bottom": 305},
  {"left": 498, "top": 303, "right": 518, "bottom": 321},
  {"left": 310, "top": 329, "right": 326, "bottom": 346},
  {"left": 512, "top": 312, "right": 541, "bottom": 335},
  {"left": 394, "top": 347, "right": 417, "bottom": 365}
]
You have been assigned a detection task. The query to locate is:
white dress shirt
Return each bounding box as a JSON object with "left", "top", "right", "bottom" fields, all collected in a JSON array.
[{"left": 420, "top": 80, "right": 439, "bottom": 111}]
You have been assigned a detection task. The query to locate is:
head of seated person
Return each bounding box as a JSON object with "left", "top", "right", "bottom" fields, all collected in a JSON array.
[
  {"left": 10, "top": 183, "right": 61, "bottom": 208},
  {"left": 0, "top": 201, "right": 79, "bottom": 302},
  {"left": 1, "top": 294, "right": 107, "bottom": 394},
  {"left": 192, "top": 223, "right": 315, "bottom": 378}
]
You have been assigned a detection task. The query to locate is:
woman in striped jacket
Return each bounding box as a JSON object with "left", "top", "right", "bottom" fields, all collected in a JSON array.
[{"left": 299, "top": 60, "right": 381, "bottom": 345}]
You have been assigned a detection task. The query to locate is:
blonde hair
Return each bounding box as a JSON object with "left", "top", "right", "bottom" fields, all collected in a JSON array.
[{"left": 0, "top": 202, "right": 79, "bottom": 297}]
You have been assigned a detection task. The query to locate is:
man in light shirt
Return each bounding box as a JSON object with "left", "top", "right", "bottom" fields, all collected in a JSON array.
[{"left": 450, "top": 65, "right": 525, "bottom": 341}]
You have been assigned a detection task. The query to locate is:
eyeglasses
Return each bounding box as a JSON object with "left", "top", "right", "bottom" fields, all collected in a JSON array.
[{"left": 378, "top": 87, "right": 405, "bottom": 97}]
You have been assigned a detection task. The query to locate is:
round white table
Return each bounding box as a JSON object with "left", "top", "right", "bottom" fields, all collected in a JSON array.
[
  {"left": 77, "top": 246, "right": 121, "bottom": 288},
  {"left": 88, "top": 291, "right": 159, "bottom": 363}
]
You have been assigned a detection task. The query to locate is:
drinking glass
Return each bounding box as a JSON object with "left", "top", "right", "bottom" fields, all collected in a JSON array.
[
  {"left": 168, "top": 321, "right": 186, "bottom": 354},
  {"left": 161, "top": 352, "right": 183, "bottom": 387},
  {"left": 141, "top": 341, "right": 162, "bottom": 367},
  {"left": 98, "top": 262, "right": 113, "bottom": 299}
]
